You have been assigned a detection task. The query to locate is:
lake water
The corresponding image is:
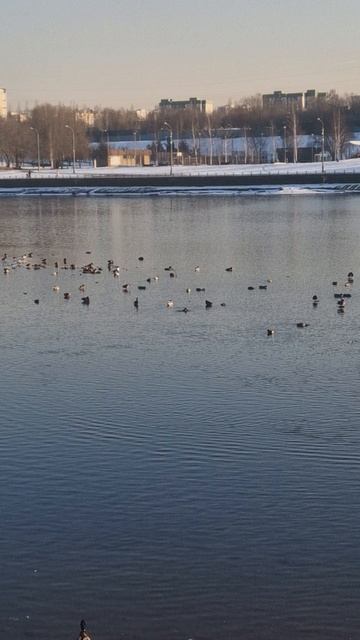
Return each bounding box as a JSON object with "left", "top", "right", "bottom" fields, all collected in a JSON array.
[{"left": 1, "top": 195, "right": 360, "bottom": 640}]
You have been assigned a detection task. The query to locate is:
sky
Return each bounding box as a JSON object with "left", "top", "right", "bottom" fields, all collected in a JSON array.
[{"left": 2, "top": 0, "right": 360, "bottom": 111}]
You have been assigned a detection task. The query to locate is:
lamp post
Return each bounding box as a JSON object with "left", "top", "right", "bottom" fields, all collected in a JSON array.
[
  {"left": 311, "top": 133, "right": 315, "bottom": 163},
  {"left": 30, "top": 126, "right": 40, "bottom": 172},
  {"left": 317, "top": 117, "right": 325, "bottom": 177},
  {"left": 207, "top": 115, "right": 213, "bottom": 165},
  {"left": 243, "top": 126, "right": 251, "bottom": 164},
  {"left": 133, "top": 131, "right": 137, "bottom": 166},
  {"left": 163, "top": 121, "right": 173, "bottom": 176},
  {"left": 65, "top": 124, "right": 76, "bottom": 174},
  {"left": 103, "top": 129, "right": 110, "bottom": 166},
  {"left": 283, "top": 125, "right": 287, "bottom": 163}
]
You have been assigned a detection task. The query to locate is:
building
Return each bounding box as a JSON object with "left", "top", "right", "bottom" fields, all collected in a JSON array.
[
  {"left": 108, "top": 148, "right": 151, "bottom": 167},
  {"left": 76, "top": 109, "right": 95, "bottom": 127},
  {"left": 262, "top": 89, "right": 327, "bottom": 111},
  {"left": 159, "top": 97, "right": 213, "bottom": 114},
  {"left": 0, "top": 88, "right": 7, "bottom": 118},
  {"left": 9, "top": 111, "right": 29, "bottom": 122},
  {"left": 136, "top": 108, "right": 148, "bottom": 120}
]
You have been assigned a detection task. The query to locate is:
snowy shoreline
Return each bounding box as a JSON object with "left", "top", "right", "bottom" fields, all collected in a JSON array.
[
  {"left": 0, "top": 184, "right": 359, "bottom": 197},
  {"left": 1, "top": 160, "right": 360, "bottom": 196},
  {"left": 1, "top": 158, "right": 360, "bottom": 180}
]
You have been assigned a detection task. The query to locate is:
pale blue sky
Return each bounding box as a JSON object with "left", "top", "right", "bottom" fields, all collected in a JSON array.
[{"left": 2, "top": 0, "right": 360, "bottom": 110}]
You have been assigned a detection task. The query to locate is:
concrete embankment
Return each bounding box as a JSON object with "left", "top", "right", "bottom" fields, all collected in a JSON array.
[{"left": 0, "top": 172, "right": 360, "bottom": 190}]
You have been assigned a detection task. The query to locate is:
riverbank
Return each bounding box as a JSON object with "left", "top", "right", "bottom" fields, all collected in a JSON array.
[{"left": 1, "top": 160, "right": 360, "bottom": 194}]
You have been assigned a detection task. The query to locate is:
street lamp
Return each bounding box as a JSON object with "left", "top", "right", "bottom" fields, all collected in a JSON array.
[
  {"left": 317, "top": 117, "right": 325, "bottom": 176},
  {"left": 30, "top": 126, "right": 40, "bottom": 172},
  {"left": 163, "top": 121, "right": 173, "bottom": 176},
  {"left": 243, "top": 127, "right": 251, "bottom": 164},
  {"left": 133, "top": 131, "right": 137, "bottom": 167},
  {"left": 65, "top": 124, "right": 76, "bottom": 174},
  {"left": 283, "top": 125, "right": 287, "bottom": 163},
  {"left": 207, "top": 115, "right": 213, "bottom": 165},
  {"left": 102, "top": 129, "right": 110, "bottom": 165}
]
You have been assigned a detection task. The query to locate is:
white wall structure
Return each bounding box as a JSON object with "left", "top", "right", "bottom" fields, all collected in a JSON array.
[{"left": 0, "top": 88, "right": 7, "bottom": 118}]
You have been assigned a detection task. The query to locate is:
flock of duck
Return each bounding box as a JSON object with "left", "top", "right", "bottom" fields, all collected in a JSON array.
[{"left": 2, "top": 252, "right": 354, "bottom": 336}]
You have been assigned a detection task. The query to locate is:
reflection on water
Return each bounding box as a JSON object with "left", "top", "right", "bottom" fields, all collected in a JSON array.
[{"left": 1, "top": 195, "right": 360, "bottom": 640}]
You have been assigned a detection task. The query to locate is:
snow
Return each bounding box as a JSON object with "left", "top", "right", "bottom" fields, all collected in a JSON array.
[{"left": 1, "top": 158, "right": 360, "bottom": 180}]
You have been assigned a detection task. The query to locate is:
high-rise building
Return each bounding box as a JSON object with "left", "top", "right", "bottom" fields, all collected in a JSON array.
[
  {"left": 0, "top": 88, "right": 7, "bottom": 118},
  {"left": 262, "top": 89, "right": 327, "bottom": 111},
  {"left": 159, "top": 97, "right": 213, "bottom": 114}
]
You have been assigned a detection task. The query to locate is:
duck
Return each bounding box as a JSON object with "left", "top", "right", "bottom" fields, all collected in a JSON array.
[
  {"left": 296, "top": 322, "right": 309, "bottom": 328},
  {"left": 79, "top": 284, "right": 85, "bottom": 292},
  {"left": 64, "top": 292, "right": 71, "bottom": 300},
  {"left": 186, "top": 288, "right": 191, "bottom": 294},
  {"left": 81, "top": 296, "right": 90, "bottom": 305},
  {"left": 205, "top": 300, "right": 213, "bottom": 308},
  {"left": 194, "top": 266, "right": 200, "bottom": 272},
  {"left": 267, "top": 328, "right": 275, "bottom": 336},
  {"left": 166, "top": 300, "right": 174, "bottom": 308},
  {"left": 78, "top": 619, "right": 91, "bottom": 640},
  {"left": 225, "top": 267, "right": 233, "bottom": 272},
  {"left": 52, "top": 286, "right": 60, "bottom": 292},
  {"left": 134, "top": 297, "right": 139, "bottom": 309}
]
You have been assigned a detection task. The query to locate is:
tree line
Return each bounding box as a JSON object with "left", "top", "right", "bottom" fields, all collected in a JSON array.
[{"left": 1, "top": 91, "right": 359, "bottom": 167}]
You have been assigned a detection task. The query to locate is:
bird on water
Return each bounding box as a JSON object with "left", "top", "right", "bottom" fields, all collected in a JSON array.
[{"left": 78, "top": 619, "right": 91, "bottom": 640}]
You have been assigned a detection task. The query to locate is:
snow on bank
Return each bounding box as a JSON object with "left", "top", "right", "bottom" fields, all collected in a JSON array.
[
  {"left": 1, "top": 158, "right": 360, "bottom": 180},
  {"left": 0, "top": 184, "right": 359, "bottom": 197}
]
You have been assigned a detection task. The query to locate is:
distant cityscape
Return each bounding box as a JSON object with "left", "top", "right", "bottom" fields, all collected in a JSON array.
[{"left": 1, "top": 86, "right": 360, "bottom": 168}]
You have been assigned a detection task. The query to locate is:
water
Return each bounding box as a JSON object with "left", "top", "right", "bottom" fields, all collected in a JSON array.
[{"left": 1, "top": 195, "right": 360, "bottom": 640}]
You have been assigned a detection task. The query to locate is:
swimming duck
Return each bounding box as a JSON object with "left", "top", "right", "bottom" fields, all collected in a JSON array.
[
  {"left": 166, "top": 300, "right": 174, "bottom": 308},
  {"left": 78, "top": 619, "right": 91, "bottom": 640}
]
